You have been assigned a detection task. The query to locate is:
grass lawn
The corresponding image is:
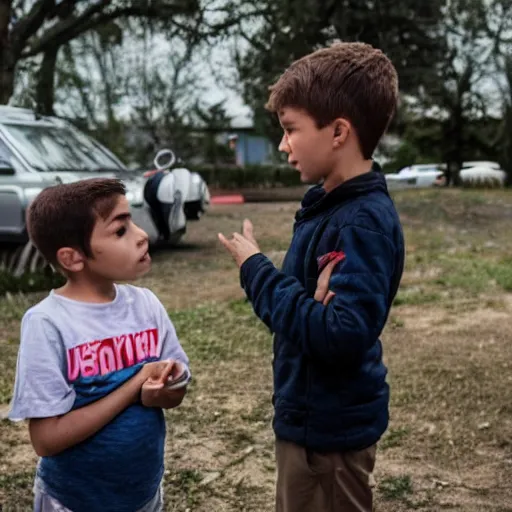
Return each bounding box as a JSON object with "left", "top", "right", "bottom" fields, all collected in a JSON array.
[{"left": 1, "top": 188, "right": 512, "bottom": 511}]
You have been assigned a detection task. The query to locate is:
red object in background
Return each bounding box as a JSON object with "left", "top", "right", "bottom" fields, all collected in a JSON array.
[
  {"left": 210, "top": 195, "right": 245, "bottom": 205},
  {"left": 317, "top": 251, "right": 346, "bottom": 273},
  {"left": 143, "top": 169, "right": 163, "bottom": 178}
]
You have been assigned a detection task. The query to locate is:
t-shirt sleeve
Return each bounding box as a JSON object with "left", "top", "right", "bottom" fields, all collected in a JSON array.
[
  {"left": 8, "top": 312, "right": 76, "bottom": 421},
  {"left": 144, "top": 289, "right": 191, "bottom": 382}
]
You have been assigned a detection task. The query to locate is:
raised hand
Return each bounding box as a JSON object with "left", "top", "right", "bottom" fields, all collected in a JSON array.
[{"left": 218, "top": 218, "right": 261, "bottom": 267}]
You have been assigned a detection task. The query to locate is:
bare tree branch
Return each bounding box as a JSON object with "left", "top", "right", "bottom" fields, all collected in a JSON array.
[
  {"left": 21, "top": 0, "right": 116, "bottom": 57},
  {"left": 10, "top": 0, "right": 54, "bottom": 54},
  {"left": 21, "top": 1, "right": 268, "bottom": 58}
]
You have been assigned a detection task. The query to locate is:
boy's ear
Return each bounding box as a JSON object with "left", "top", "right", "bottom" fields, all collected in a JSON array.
[
  {"left": 56, "top": 247, "right": 85, "bottom": 273},
  {"left": 332, "top": 118, "right": 351, "bottom": 148}
]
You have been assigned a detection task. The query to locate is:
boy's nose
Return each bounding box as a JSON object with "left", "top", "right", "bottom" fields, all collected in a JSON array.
[
  {"left": 135, "top": 224, "right": 149, "bottom": 246},
  {"left": 278, "top": 135, "right": 290, "bottom": 153}
]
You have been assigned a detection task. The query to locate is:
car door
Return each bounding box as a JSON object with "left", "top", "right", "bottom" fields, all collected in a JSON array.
[{"left": 0, "top": 136, "right": 30, "bottom": 240}]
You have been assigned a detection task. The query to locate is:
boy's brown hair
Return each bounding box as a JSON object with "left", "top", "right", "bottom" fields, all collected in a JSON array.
[
  {"left": 266, "top": 42, "right": 399, "bottom": 159},
  {"left": 27, "top": 178, "right": 126, "bottom": 267}
]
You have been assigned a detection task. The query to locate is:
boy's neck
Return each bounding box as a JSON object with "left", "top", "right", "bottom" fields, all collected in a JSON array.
[
  {"left": 55, "top": 275, "right": 117, "bottom": 303},
  {"left": 323, "top": 158, "right": 374, "bottom": 193}
]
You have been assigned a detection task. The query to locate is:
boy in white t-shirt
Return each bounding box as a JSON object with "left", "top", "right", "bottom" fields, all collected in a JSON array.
[{"left": 8, "top": 178, "right": 191, "bottom": 512}]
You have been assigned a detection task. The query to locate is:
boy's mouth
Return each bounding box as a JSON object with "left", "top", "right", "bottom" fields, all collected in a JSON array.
[{"left": 139, "top": 250, "right": 151, "bottom": 263}]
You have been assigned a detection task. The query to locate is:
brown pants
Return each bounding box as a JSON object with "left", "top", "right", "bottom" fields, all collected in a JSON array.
[{"left": 275, "top": 440, "right": 377, "bottom": 512}]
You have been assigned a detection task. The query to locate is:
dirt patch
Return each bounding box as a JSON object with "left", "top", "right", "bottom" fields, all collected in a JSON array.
[{"left": 395, "top": 296, "right": 512, "bottom": 334}]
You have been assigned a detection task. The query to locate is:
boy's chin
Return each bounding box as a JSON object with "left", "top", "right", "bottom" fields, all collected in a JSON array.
[
  {"left": 299, "top": 171, "right": 313, "bottom": 183},
  {"left": 108, "top": 266, "right": 152, "bottom": 282},
  {"left": 133, "top": 265, "right": 151, "bottom": 279},
  {"left": 300, "top": 173, "right": 322, "bottom": 185}
]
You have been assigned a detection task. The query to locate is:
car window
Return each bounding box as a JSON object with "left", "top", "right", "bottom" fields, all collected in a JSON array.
[
  {"left": 1, "top": 123, "right": 124, "bottom": 173},
  {"left": 0, "top": 136, "right": 24, "bottom": 174}
]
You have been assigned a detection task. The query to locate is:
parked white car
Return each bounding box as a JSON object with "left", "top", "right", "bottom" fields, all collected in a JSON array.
[
  {"left": 385, "top": 163, "right": 444, "bottom": 189},
  {"left": 386, "top": 161, "right": 507, "bottom": 189},
  {"left": 459, "top": 162, "right": 506, "bottom": 186}
]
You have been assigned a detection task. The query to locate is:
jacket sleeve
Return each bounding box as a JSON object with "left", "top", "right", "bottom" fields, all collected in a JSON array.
[{"left": 240, "top": 224, "right": 397, "bottom": 366}]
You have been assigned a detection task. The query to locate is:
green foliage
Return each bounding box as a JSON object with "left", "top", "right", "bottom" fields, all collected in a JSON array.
[
  {"left": 0, "top": 270, "right": 65, "bottom": 296},
  {"left": 380, "top": 427, "right": 410, "bottom": 450},
  {"left": 192, "top": 101, "right": 238, "bottom": 165},
  {"left": 236, "top": 0, "right": 446, "bottom": 143},
  {"left": 190, "top": 164, "right": 302, "bottom": 189},
  {"left": 379, "top": 475, "right": 414, "bottom": 500}
]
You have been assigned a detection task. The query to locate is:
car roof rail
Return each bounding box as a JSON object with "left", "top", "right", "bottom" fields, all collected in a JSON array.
[{"left": 0, "top": 106, "right": 49, "bottom": 122}]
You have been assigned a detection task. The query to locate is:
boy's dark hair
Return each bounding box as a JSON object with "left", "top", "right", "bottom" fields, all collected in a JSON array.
[
  {"left": 27, "top": 178, "right": 126, "bottom": 267},
  {"left": 265, "top": 42, "right": 399, "bottom": 159}
]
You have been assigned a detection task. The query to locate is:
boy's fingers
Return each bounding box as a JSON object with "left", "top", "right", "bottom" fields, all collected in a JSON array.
[
  {"left": 323, "top": 291, "right": 336, "bottom": 306},
  {"left": 243, "top": 219, "right": 257, "bottom": 245},
  {"left": 323, "top": 256, "right": 341, "bottom": 274},
  {"left": 314, "top": 281, "right": 328, "bottom": 301},
  {"left": 315, "top": 260, "right": 335, "bottom": 299},
  {"left": 143, "top": 381, "right": 165, "bottom": 390},
  {"left": 218, "top": 233, "right": 234, "bottom": 254},
  {"left": 159, "top": 361, "right": 175, "bottom": 383},
  {"left": 319, "top": 256, "right": 341, "bottom": 284},
  {"left": 148, "top": 360, "right": 175, "bottom": 385},
  {"left": 315, "top": 255, "right": 342, "bottom": 301},
  {"left": 314, "top": 272, "right": 329, "bottom": 300}
]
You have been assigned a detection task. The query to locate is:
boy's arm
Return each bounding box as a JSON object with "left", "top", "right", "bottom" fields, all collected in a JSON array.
[
  {"left": 29, "top": 362, "right": 171, "bottom": 457},
  {"left": 237, "top": 222, "right": 396, "bottom": 366},
  {"left": 140, "top": 383, "right": 187, "bottom": 409},
  {"left": 8, "top": 311, "right": 174, "bottom": 457},
  {"left": 140, "top": 290, "right": 191, "bottom": 409}
]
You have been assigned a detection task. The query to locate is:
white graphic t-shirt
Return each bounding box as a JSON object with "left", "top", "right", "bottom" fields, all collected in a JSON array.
[{"left": 9, "top": 284, "right": 190, "bottom": 512}]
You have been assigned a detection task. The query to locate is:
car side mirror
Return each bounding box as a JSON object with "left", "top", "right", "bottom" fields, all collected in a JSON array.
[{"left": 0, "top": 159, "right": 15, "bottom": 175}]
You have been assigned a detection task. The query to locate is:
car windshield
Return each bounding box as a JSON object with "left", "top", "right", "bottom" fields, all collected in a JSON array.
[{"left": 1, "top": 122, "right": 125, "bottom": 172}]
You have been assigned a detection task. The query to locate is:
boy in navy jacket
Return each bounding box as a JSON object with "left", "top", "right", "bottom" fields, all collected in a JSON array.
[{"left": 219, "top": 42, "right": 405, "bottom": 512}]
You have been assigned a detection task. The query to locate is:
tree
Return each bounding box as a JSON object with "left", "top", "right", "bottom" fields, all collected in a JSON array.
[
  {"left": 233, "top": 0, "right": 447, "bottom": 145},
  {"left": 500, "top": 56, "right": 512, "bottom": 184},
  {"left": 124, "top": 21, "right": 207, "bottom": 165},
  {"left": 411, "top": 0, "right": 512, "bottom": 185},
  {"left": 0, "top": 0, "right": 203, "bottom": 106},
  {"left": 192, "top": 99, "right": 235, "bottom": 164},
  {"left": 44, "top": 17, "right": 208, "bottom": 166},
  {"left": 424, "top": 0, "right": 493, "bottom": 184},
  {"left": 2, "top": 0, "right": 271, "bottom": 110},
  {"left": 52, "top": 21, "right": 127, "bottom": 151},
  {"left": 488, "top": 0, "right": 512, "bottom": 183}
]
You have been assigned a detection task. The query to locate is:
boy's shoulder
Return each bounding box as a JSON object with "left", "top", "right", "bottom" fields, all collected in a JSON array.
[
  {"left": 21, "top": 284, "right": 163, "bottom": 324},
  {"left": 329, "top": 191, "right": 401, "bottom": 238},
  {"left": 116, "top": 283, "right": 157, "bottom": 302},
  {"left": 118, "top": 284, "right": 166, "bottom": 310},
  {"left": 22, "top": 293, "right": 61, "bottom": 322}
]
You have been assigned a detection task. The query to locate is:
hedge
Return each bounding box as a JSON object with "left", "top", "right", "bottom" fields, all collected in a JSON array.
[
  {"left": 189, "top": 164, "right": 302, "bottom": 189},
  {"left": 0, "top": 270, "right": 65, "bottom": 296}
]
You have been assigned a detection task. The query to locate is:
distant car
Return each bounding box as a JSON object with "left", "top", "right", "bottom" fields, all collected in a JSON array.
[
  {"left": 385, "top": 163, "right": 444, "bottom": 189},
  {"left": 0, "top": 106, "right": 210, "bottom": 276},
  {"left": 459, "top": 161, "right": 506, "bottom": 186},
  {"left": 385, "top": 161, "right": 507, "bottom": 189}
]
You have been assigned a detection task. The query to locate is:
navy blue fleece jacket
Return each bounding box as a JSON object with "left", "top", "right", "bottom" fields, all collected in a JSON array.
[{"left": 240, "top": 165, "right": 404, "bottom": 452}]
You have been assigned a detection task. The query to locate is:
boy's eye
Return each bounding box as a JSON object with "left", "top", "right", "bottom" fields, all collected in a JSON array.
[{"left": 116, "top": 226, "right": 127, "bottom": 237}]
